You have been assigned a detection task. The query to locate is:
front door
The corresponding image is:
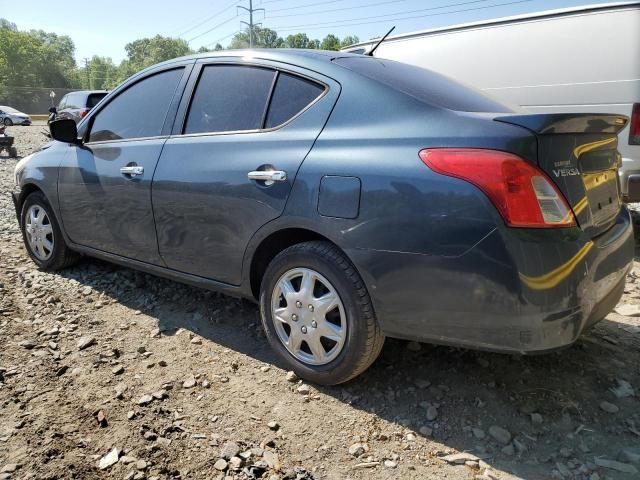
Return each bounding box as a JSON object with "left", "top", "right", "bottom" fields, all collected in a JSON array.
[
  {"left": 58, "top": 66, "right": 189, "bottom": 264},
  {"left": 152, "top": 60, "right": 339, "bottom": 284}
]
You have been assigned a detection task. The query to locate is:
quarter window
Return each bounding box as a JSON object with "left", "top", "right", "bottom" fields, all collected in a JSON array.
[
  {"left": 185, "top": 65, "right": 275, "bottom": 134},
  {"left": 265, "top": 73, "right": 324, "bottom": 128},
  {"left": 88, "top": 68, "right": 183, "bottom": 142}
]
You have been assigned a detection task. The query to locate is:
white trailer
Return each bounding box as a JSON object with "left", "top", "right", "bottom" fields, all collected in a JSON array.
[{"left": 343, "top": 2, "right": 640, "bottom": 200}]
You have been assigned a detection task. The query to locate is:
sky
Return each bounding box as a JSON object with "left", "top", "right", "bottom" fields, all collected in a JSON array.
[{"left": 4, "top": 0, "right": 614, "bottom": 63}]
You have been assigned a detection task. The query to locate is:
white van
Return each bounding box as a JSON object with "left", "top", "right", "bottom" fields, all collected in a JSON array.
[{"left": 343, "top": 1, "right": 640, "bottom": 201}]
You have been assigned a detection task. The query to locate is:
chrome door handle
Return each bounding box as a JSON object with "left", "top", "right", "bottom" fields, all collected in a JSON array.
[
  {"left": 247, "top": 170, "right": 287, "bottom": 185},
  {"left": 120, "top": 165, "right": 144, "bottom": 176}
]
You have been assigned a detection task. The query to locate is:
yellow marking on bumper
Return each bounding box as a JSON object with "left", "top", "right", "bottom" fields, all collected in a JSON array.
[
  {"left": 572, "top": 196, "right": 588, "bottom": 216},
  {"left": 573, "top": 137, "right": 616, "bottom": 159},
  {"left": 519, "top": 241, "right": 594, "bottom": 290}
]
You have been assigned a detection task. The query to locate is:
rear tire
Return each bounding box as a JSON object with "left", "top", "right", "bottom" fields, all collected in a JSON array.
[
  {"left": 20, "top": 191, "right": 80, "bottom": 271},
  {"left": 259, "top": 241, "right": 384, "bottom": 385}
]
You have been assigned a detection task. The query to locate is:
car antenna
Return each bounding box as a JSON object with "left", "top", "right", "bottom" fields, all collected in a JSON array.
[{"left": 366, "top": 26, "right": 395, "bottom": 56}]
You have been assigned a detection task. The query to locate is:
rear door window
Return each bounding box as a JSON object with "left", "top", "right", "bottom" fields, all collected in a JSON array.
[
  {"left": 185, "top": 65, "right": 275, "bottom": 134},
  {"left": 87, "top": 93, "right": 107, "bottom": 109},
  {"left": 88, "top": 68, "right": 183, "bottom": 142},
  {"left": 65, "top": 93, "right": 80, "bottom": 110},
  {"left": 265, "top": 73, "right": 325, "bottom": 128}
]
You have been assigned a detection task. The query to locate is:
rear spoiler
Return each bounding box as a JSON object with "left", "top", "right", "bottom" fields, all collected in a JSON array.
[{"left": 495, "top": 113, "right": 628, "bottom": 135}]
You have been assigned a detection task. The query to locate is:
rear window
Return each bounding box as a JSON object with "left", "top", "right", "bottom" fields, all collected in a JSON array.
[
  {"left": 333, "top": 57, "right": 512, "bottom": 113},
  {"left": 87, "top": 93, "right": 107, "bottom": 108},
  {"left": 265, "top": 73, "right": 324, "bottom": 128}
]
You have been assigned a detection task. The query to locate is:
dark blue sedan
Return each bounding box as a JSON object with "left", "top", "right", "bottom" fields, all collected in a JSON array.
[{"left": 12, "top": 50, "right": 634, "bottom": 384}]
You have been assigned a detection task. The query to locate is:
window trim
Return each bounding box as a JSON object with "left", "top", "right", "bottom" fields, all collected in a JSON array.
[
  {"left": 83, "top": 65, "right": 191, "bottom": 145},
  {"left": 177, "top": 61, "right": 329, "bottom": 139}
]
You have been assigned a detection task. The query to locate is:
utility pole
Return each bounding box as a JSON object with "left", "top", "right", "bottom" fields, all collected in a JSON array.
[
  {"left": 83, "top": 58, "right": 90, "bottom": 89},
  {"left": 238, "top": 0, "right": 265, "bottom": 48}
]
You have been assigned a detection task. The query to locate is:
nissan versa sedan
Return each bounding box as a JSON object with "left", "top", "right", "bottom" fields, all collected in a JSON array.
[{"left": 12, "top": 50, "right": 634, "bottom": 385}]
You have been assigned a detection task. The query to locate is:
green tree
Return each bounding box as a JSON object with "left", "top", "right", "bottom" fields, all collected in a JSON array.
[
  {"left": 340, "top": 35, "right": 360, "bottom": 49},
  {"left": 229, "top": 27, "right": 284, "bottom": 49},
  {"left": 320, "top": 34, "right": 341, "bottom": 51},
  {"left": 85, "top": 56, "right": 118, "bottom": 90},
  {"left": 285, "top": 33, "right": 313, "bottom": 49},
  {"left": 124, "top": 35, "right": 191, "bottom": 70},
  {"left": 0, "top": 18, "right": 17, "bottom": 31},
  {"left": 213, "top": 43, "right": 224, "bottom": 51}
]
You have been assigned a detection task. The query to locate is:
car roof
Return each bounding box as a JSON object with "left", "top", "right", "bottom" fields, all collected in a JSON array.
[{"left": 145, "top": 49, "right": 361, "bottom": 74}]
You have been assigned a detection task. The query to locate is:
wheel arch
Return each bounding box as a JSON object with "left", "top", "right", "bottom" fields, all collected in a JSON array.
[
  {"left": 16, "top": 183, "right": 44, "bottom": 213},
  {"left": 245, "top": 224, "right": 368, "bottom": 303}
]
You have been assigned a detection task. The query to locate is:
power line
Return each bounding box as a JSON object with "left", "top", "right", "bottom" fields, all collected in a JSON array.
[
  {"left": 187, "top": 14, "right": 240, "bottom": 43},
  {"left": 268, "top": 0, "right": 486, "bottom": 18},
  {"left": 271, "top": 0, "right": 533, "bottom": 32},
  {"left": 171, "top": 0, "right": 237, "bottom": 37},
  {"left": 206, "top": 30, "right": 240, "bottom": 48},
  {"left": 269, "top": 0, "right": 344, "bottom": 13}
]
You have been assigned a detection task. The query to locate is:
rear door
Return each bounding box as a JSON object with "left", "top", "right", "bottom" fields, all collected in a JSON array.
[
  {"left": 152, "top": 58, "right": 339, "bottom": 285},
  {"left": 58, "top": 64, "right": 192, "bottom": 264}
]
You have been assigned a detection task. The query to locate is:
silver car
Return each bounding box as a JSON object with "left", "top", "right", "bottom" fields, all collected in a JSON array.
[{"left": 0, "top": 106, "right": 32, "bottom": 126}]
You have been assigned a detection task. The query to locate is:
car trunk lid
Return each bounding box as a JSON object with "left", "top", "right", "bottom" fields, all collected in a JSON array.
[{"left": 495, "top": 113, "right": 628, "bottom": 237}]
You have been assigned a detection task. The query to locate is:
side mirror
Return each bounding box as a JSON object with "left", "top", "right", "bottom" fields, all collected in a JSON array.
[{"left": 49, "top": 119, "right": 80, "bottom": 144}]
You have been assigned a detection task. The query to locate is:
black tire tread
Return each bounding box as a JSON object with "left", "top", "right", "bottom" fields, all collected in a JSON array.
[{"left": 21, "top": 191, "right": 80, "bottom": 271}]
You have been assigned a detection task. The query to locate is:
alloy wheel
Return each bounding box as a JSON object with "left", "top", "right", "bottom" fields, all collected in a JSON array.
[{"left": 271, "top": 267, "right": 347, "bottom": 366}]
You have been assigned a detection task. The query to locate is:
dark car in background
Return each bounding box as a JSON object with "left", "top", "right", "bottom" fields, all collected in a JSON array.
[
  {"left": 12, "top": 50, "right": 634, "bottom": 385},
  {"left": 55, "top": 90, "right": 108, "bottom": 123}
]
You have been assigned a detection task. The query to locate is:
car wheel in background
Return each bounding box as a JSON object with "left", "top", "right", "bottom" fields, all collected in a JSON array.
[
  {"left": 20, "top": 191, "right": 80, "bottom": 271},
  {"left": 4, "top": 118, "right": 12, "bottom": 126},
  {"left": 259, "top": 241, "right": 384, "bottom": 385}
]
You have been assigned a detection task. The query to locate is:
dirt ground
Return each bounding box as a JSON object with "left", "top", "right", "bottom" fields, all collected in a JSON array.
[{"left": 1, "top": 125, "right": 639, "bottom": 480}]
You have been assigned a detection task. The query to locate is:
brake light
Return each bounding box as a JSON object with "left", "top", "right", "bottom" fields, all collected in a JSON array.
[
  {"left": 79, "top": 109, "right": 88, "bottom": 118},
  {"left": 630, "top": 103, "right": 640, "bottom": 145},
  {"left": 419, "top": 148, "right": 576, "bottom": 228}
]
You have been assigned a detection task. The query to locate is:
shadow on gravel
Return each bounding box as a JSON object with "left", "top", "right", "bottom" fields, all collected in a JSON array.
[{"left": 56, "top": 255, "right": 640, "bottom": 480}]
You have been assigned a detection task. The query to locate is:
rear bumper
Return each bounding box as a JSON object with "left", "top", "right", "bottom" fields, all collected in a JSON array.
[{"left": 349, "top": 207, "right": 634, "bottom": 353}]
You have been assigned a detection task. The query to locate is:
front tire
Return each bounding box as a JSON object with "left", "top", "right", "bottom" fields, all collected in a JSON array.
[
  {"left": 4, "top": 118, "right": 12, "bottom": 126},
  {"left": 20, "top": 191, "right": 79, "bottom": 271},
  {"left": 260, "top": 241, "right": 384, "bottom": 385}
]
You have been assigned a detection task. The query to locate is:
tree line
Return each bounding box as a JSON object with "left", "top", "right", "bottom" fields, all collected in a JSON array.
[{"left": 0, "top": 18, "right": 359, "bottom": 98}]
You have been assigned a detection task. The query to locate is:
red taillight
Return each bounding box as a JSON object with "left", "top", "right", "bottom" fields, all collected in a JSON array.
[
  {"left": 79, "top": 109, "right": 88, "bottom": 118},
  {"left": 419, "top": 148, "right": 576, "bottom": 228},
  {"left": 630, "top": 103, "right": 640, "bottom": 145}
]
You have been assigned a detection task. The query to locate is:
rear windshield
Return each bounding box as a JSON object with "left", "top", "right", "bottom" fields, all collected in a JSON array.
[
  {"left": 333, "top": 56, "right": 512, "bottom": 113},
  {"left": 87, "top": 93, "right": 107, "bottom": 108}
]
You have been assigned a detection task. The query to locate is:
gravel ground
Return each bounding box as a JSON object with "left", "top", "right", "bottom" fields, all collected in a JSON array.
[{"left": 1, "top": 125, "right": 640, "bottom": 480}]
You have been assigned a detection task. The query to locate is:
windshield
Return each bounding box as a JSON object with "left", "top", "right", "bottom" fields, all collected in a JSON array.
[
  {"left": 1, "top": 106, "right": 19, "bottom": 113},
  {"left": 333, "top": 56, "right": 512, "bottom": 113}
]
